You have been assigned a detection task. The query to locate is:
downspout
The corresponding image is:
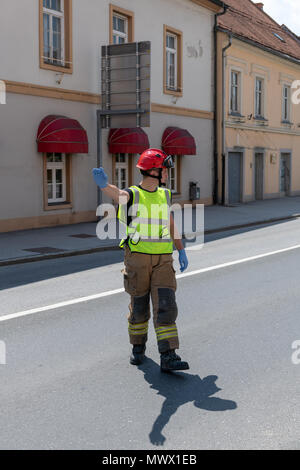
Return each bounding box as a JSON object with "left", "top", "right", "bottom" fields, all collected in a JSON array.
[
  {"left": 213, "top": 4, "right": 228, "bottom": 205},
  {"left": 221, "top": 32, "right": 232, "bottom": 205}
]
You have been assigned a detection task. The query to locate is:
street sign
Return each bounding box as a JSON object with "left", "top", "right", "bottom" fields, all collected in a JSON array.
[{"left": 101, "top": 41, "right": 151, "bottom": 128}]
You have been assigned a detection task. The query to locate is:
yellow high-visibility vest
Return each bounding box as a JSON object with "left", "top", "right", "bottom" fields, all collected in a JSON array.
[{"left": 118, "top": 185, "right": 174, "bottom": 254}]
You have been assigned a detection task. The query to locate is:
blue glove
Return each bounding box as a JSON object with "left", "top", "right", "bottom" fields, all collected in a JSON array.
[
  {"left": 178, "top": 249, "right": 188, "bottom": 273},
  {"left": 92, "top": 167, "right": 108, "bottom": 189}
]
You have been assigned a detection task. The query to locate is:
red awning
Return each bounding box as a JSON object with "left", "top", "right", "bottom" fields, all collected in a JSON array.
[
  {"left": 37, "top": 115, "right": 89, "bottom": 154},
  {"left": 162, "top": 127, "right": 196, "bottom": 155},
  {"left": 108, "top": 128, "right": 149, "bottom": 154}
]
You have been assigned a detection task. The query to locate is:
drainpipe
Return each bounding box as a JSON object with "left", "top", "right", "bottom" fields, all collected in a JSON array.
[
  {"left": 221, "top": 32, "right": 232, "bottom": 205},
  {"left": 213, "top": 4, "right": 228, "bottom": 205}
]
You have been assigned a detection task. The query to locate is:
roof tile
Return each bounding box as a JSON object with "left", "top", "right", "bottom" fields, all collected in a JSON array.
[{"left": 218, "top": 0, "right": 300, "bottom": 62}]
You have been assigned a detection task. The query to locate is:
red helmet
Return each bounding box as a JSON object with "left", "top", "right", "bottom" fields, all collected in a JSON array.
[{"left": 137, "top": 148, "right": 174, "bottom": 171}]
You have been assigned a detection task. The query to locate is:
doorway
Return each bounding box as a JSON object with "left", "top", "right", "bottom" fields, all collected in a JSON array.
[
  {"left": 255, "top": 152, "right": 264, "bottom": 200},
  {"left": 228, "top": 152, "right": 242, "bottom": 204},
  {"left": 280, "top": 153, "right": 291, "bottom": 196}
]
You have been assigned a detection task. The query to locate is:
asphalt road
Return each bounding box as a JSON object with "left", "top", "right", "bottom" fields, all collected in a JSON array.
[{"left": 0, "top": 219, "right": 300, "bottom": 450}]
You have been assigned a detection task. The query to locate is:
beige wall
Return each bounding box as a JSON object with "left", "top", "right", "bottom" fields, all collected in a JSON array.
[{"left": 217, "top": 32, "right": 300, "bottom": 203}]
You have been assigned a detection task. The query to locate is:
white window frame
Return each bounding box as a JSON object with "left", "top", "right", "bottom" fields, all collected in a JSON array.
[
  {"left": 166, "top": 32, "right": 177, "bottom": 91},
  {"left": 115, "top": 154, "right": 129, "bottom": 189},
  {"left": 112, "top": 13, "right": 128, "bottom": 44},
  {"left": 169, "top": 155, "right": 178, "bottom": 193},
  {"left": 47, "top": 153, "right": 67, "bottom": 204},
  {"left": 230, "top": 70, "right": 242, "bottom": 114},
  {"left": 255, "top": 77, "right": 264, "bottom": 118},
  {"left": 43, "top": 0, "right": 65, "bottom": 66},
  {"left": 282, "top": 84, "right": 291, "bottom": 122}
]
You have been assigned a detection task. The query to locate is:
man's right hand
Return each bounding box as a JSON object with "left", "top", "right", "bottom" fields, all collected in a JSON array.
[{"left": 92, "top": 167, "right": 108, "bottom": 189}]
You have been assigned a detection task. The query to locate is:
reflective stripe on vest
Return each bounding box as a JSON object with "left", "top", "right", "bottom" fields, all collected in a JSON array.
[{"left": 118, "top": 186, "right": 173, "bottom": 254}]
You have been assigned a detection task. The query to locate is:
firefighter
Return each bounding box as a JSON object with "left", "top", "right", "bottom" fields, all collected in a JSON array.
[{"left": 92, "top": 149, "right": 189, "bottom": 372}]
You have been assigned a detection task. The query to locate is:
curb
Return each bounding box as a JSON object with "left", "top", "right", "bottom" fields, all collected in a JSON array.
[
  {"left": 0, "top": 245, "right": 120, "bottom": 267},
  {"left": 202, "top": 214, "right": 300, "bottom": 235},
  {"left": 1, "top": 214, "right": 299, "bottom": 268}
]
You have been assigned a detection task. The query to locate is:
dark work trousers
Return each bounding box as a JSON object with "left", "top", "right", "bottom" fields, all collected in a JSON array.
[{"left": 123, "top": 246, "right": 179, "bottom": 353}]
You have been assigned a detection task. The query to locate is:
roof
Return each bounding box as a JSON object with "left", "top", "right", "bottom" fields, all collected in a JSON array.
[
  {"left": 281, "top": 24, "right": 300, "bottom": 44},
  {"left": 217, "top": 0, "right": 300, "bottom": 63}
]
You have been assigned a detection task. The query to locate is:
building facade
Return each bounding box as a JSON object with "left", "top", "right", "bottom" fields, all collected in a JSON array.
[
  {"left": 216, "top": 0, "right": 300, "bottom": 205},
  {"left": 0, "top": 0, "right": 223, "bottom": 233}
]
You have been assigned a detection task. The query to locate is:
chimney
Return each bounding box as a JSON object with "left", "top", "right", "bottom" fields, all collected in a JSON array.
[{"left": 255, "top": 2, "right": 264, "bottom": 9}]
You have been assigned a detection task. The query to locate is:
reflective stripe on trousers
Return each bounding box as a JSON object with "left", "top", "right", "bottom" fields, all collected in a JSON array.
[{"left": 155, "top": 325, "right": 178, "bottom": 342}]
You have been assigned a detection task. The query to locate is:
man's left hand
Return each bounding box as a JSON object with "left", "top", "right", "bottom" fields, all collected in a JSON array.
[{"left": 178, "top": 249, "right": 188, "bottom": 273}]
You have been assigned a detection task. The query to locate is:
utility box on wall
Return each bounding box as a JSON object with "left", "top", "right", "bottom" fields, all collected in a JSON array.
[{"left": 189, "top": 181, "right": 200, "bottom": 201}]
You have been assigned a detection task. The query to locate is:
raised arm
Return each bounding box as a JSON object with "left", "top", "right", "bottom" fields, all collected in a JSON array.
[{"left": 92, "top": 167, "right": 129, "bottom": 205}]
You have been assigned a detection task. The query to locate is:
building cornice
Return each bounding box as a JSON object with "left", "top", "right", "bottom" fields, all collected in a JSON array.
[
  {"left": 3, "top": 80, "right": 101, "bottom": 104},
  {"left": 226, "top": 121, "right": 300, "bottom": 137},
  {"left": 152, "top": 103, "right": 214, "bottom": 119},
  {"left": 189, "top": 0, "right": 224, "bottom": 13},
  {"left": 2, "top": 80, "right": 213, "bottom": 119}
]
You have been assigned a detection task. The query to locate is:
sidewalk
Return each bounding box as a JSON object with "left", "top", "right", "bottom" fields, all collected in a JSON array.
[{"left": 1, "top": 197, "right": 300, "bottom": 266}]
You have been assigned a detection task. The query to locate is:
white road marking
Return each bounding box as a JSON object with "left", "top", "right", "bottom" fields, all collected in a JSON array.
[
  {"left": 177, "top": 243, "right": 300, "bottom": 279},
  {"left": 0, "top": 289, "right": 125, "bottom": 323},
  {"left": 1, "top": 243, "right": 300, "bottom": 323}
]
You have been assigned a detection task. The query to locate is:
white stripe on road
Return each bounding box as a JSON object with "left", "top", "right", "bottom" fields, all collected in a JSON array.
[
  {"left": 177, "top": 243, "right": 300, "bottom": 279},
  {"left": 1, "top": 243, "right": 300, "bottom": 323},
  {"left": 0, "top": 289, "right": 125, "bottom": 323}
]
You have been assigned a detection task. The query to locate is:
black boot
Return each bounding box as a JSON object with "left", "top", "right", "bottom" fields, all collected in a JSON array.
[
  {"left": 130, "top": 344, "right": 146, "bottom": 365},
  {"left": 160, "top": 350, "right": 189, "bottom": 372}
]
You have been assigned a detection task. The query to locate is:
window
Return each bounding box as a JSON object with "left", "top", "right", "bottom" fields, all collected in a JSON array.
[
  {"left": 39, "top": 0, "right": 73, "bottom": 73},
  {"left": 109, "top": 5, "right": 134, "bottom": 44},
  {"left": 282, "top": 85, "right": 291, "bottom": 122},
  {"left": 113, "top": 13, "right": 128, "bottom": 44},
  {"left": 166, "top": 33, "right": 177, "bottom": 90},
  {"left": 230, "top": 71, "right": 241, "bottom": 114},
  {"left": 114, "top": 154, "right": 129, "bottom": 190},
  {"left": 43, "top": 0, "right": 64, "bottom": 66},
  {"left": 169, "top": 156, "right": 178, "bottom": 193},
  {"left": 164, "top": 25, "right": 182, "bottom": 96},
  {"left": 169, "top": 155, "right": 181, "bottom": 194},
  {"left": 273, "top": 32, "right": 285, "bottom": 43},
  {"left": 43, "top": 153, "right": 72, "bottom": 209},
  {"left": 47, "top": 153, "right": 67, "bottom": 203},
  {"left": 255, "top": 78, "right": 264, "bottom": 118}
]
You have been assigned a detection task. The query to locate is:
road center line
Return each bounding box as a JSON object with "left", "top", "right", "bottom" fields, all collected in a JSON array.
[{"left": 1, "top": 243, "right": 300, "bottom": 323}]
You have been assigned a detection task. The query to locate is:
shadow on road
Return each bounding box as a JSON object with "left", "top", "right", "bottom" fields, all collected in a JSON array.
[
  {"left": 0, "top": 250, "right": 125, "bottom": 291},
  {"left": 138, "top": 358, "right": 237, "bottom": 446}
]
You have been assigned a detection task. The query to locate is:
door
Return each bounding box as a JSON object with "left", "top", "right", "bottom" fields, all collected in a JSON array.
[
  {"left": 228, "top": 152, "right": 242, "bottom": 204},
  {"left": 255, "top": 153, "right": 264, "bottom": 200},
  {"left": 280, "top": 153, "right": 291, "bottom": 196}
]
